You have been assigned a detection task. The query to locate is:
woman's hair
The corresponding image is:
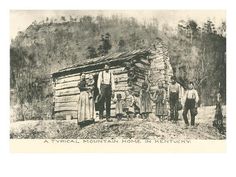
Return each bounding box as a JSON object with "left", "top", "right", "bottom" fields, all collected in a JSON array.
[
  {"left": 171, "top": 76, "right": 176, "bottom": 81},
  {"left": 189, "top": 81, "right": 194, "bottom": 86},
  {"left": 142, "top": 81, "right": 148, "bottom": 89},
  {"left": 116, "top": 93, "right": 122, "bottom": 99},
  {"left": 80, "top": 73, "right": 86, "bottom": 80}
]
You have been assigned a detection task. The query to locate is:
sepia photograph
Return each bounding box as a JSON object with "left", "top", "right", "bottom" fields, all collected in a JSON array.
[{"left": 9, "top": 10, "right": 226, "bottom": 148}]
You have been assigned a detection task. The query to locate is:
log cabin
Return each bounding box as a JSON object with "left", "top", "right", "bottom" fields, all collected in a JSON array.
[{"left": 51, "top": 40, "right": 174, "bottom": 120}]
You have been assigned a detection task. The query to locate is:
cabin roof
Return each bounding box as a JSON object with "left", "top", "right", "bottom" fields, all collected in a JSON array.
[{"left": 52, "top": 49, "right": 153, "bottom": 78}]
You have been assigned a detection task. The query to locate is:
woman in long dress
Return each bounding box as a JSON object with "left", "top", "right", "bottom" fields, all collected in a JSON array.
[
  {"left": 77, "top": 73, "right": 94, "bottom": 125},
  {"left": 152, "top": 82, "right": 168, "bottom": 122},
  {"left": 140, "top": 80, "right": 152, "bottom": 119}
]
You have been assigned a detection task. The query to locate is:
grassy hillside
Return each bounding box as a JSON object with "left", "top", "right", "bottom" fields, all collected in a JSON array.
[
  {"left": 10, "top": 106, "right": 226, "bottom": 140},
  {"left": 10, "top": 15, "right": 226, "bottom": 121}
]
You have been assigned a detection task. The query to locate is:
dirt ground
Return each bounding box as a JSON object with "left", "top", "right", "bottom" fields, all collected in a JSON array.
[{"left": 10, "top": 106, "right": 226, "bottom": 140}]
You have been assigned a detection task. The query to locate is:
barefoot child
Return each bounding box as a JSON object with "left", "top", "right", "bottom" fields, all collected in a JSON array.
[
  {"left": 124, "top": 90, "right": 135, "bottom": 120},
  {"left": 152, "top": 82, "right": 167, "bottom": 122},
  {"left": 113, "top": 93, "right": 124, "bottom": 121}
]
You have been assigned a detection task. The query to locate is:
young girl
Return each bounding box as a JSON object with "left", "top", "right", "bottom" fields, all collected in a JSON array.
[
  {"left": 152, "top": 82, "right": 167, "bottom": 122},
  {"left": 140, "top": 80, "right": 152, "bottom": 119},
  {"left": 124, "top": 90, "right": 135, "bottom": 120},
  {"left": 113, "top": 93, "right": 124, "bottom": 121}
]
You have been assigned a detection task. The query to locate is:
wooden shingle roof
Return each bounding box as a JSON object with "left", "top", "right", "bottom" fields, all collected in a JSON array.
[{"left": 52, "top": 49, "right": 153, "bottom": 78}]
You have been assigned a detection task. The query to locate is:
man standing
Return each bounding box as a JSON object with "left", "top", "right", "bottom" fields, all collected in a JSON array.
[
  {"left": 168, "top": 76, "right": 181, "bottom": 123},
  {"left": 182, "top": 82, "right": 199, "bottom": 128},
  {"left": 97, "top": 64, "right": 115, "bottom": 121}
]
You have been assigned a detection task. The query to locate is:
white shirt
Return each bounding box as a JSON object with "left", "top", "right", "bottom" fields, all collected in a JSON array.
[
  {"left": 97, "top": 70, "right": 115, "bottom": 91},
  {"left": 183, "top": 89, "right": 199, "bottom": 103}
]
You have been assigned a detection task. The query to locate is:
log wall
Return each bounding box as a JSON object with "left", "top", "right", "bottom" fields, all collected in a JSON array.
[
  {"left": 53, "top": 66, "right": 130, "bottom": 119},
  {"left": 52, "top": 43, "right": 174, "bottom": 120}
]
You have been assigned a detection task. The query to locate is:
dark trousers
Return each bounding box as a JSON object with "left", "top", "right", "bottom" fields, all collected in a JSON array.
[
  {"left": 99, "top": 84, "right": 112, "bottom": 118},
  {"left": 183, "top": 99, "right": 196, "bottom": 126},
  {"left": 169, "top": 92, "right": 179, "bottom": 121}
]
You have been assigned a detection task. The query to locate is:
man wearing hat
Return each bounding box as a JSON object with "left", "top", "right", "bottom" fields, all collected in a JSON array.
[
  {"left": 182, "top": 81, "right": 199, "bottom": 128},
  {"left": 97, "top": 64, "right": 115, "bottom": 121},
  {"left": 167, "top": 76, "right": 181, "bottom": 123}
]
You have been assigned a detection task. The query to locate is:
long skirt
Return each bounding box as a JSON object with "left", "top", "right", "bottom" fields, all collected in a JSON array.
[
  {"left": 155, "top": 102, "right": 168, "bottom": 116},
  {"left": 140, "top": 92, "right": 152, "bottom": 114},
  {"left": 77, "top": 91, "right": 95, "bottom": 123},
  {"left": 115, "top": 101, "right": 123, "bottom": 115}
]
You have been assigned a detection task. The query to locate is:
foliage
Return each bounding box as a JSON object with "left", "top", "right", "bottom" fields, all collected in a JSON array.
[{"left": 10, "top": 15, "right": 226, "bottom": 121}]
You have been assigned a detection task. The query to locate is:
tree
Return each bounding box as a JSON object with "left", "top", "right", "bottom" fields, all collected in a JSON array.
[
  {"left": 187, "top": 20, "right": 198, "bottom": 43},
  {"left": 86, "top": 46, "right": 97, "bottom": 59},
  {"left": 118, "top": 38, "right": 126, "bottom": 51},
  {"left": 61, "top": 16, "right": 66, "bottom": 22},
  {"left": 97, "top": 33, "right": 112, "bottom": 56}
]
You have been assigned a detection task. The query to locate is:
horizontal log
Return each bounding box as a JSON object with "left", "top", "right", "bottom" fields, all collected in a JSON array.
[
  {"left": 54, "top": 111, "right": 78, "bottom": 119},
  {"left": 55, "top": 102, "right": 78, "bottom": 108},
  {"left": 116, "top": 78, "right": 128, "bottom": 83},
  {"left": 149, "top": 54, "right": 164, "bottom": 60},
  {"left": 55, "top": 87, "right": 80, "bottom": 97},
  {"left": 151, "top": 61, "right": 165, "bottom": 66},
  {"left": 149, "top": 76, "right": 165, "bottom": 82},
  {"left": 54, "top": 83, "right": 129, "bottom": 99},
  {"left": 114, "top": 73, "right": 128, "bottom": 79},
  {"left": 56, "top": 71, "right": 128, "bottom": 85},
  {"left": 55, "top": 74, "right": 128, "bottom": 91},
  {"left": 56, "top": 67, "right": 127, "bottom": 82},
  {"left": 113, "top": 70, "right": 128, "bottom": 75},
  {"left": 55, "top": 81, "right": 79, "bottom": 90},
  {"left": 140, "top": 59, "right": 151, "bottom": 66},
  {"left": 134, "top": 82, "right": 142, "bottom": 88},
  {"left": 134, "top": 63, "right": 149, "bottom": 70},
  {"left": 151, "top": 60, "right": 165, "bottom": 65},
  {"left": 151, "top": 59, "right": 164, "bottom": 64},
  {"left": 114, "top": 86, "right": 130, "bottom": 91},
  {"left": 115, "top": 82, "right": 128, "bottom": 88},
  {"left": 136, "top": 78, "right": 145, "bottom": 83},
  {"left": 151, "top": 66, "right": 165, "bottom": 70},
  {"left": 54, "top": 95, "right": 79, "bottom": 103},
  {"left": 150, "top": 55, "right": 163, "bottom": 60},
  {"left": 54, "top": 106, "right": 77, "bottom": 112},
  {"left": 56, "top": 75, "right": 81, "bottom": 84},
  {"left": 55, "top": 66, "right": 125, "bottom": 79}
]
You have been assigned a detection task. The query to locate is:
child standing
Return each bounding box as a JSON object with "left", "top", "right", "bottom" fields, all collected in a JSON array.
[
  {"left": 124, "top": 90, "right": 135, "bottom": 120},
  {"left": 114, "top": 93, "right": 124, "bottom": 121},
  {"left": 140, "top": 80, "right": 152, "bottom": 119},
  {"left": 152, "top": 82, "right": 167, "bottom": 122}
]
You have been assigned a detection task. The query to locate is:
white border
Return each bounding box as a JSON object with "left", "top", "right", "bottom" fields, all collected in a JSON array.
[{"left": 1, "top": 0, "right": 236, "bottom": 177}]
